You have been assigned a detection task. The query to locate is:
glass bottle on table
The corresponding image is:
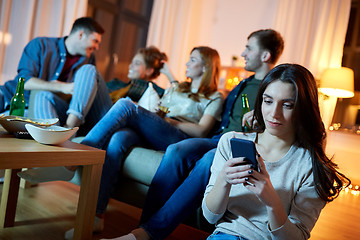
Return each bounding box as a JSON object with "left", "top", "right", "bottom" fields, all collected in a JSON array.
[
  {"left": 9, "top": 77, "right": 26, "bottom": 117},
  {"left": 240, "top": 93, "right": 252, "bottom": 132}
]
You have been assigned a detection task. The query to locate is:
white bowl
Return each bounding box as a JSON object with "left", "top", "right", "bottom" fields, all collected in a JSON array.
[
  {"left": 25, "top": 124, "right": 79, "bottom": 145},
  {"left": 0, "top": 115, "right": 59, "bottom": 133}
]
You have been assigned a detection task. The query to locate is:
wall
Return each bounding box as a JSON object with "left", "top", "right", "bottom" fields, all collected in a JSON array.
[
  {"left": 150, "top": 0, "right": 279, "bottom": 88},
  {"left": 209, "top": 0, "right": 278, "bottom": 66},
  {"left": 150, "top": 0, "right": 350, "bottom": 90}
]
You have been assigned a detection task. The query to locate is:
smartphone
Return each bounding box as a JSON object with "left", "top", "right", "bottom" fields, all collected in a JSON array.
[{"left": 230, "top": 138, "right": 258, "bottom": 171}]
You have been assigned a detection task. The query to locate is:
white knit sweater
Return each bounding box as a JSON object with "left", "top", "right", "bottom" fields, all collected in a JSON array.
[{"left": 202, "top": 132, "right": 326, "bottom": 240}]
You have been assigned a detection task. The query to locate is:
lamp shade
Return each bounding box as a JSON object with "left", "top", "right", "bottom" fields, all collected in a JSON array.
[{"left": 319, "top": 67, "right": 354, "bottom": 98}]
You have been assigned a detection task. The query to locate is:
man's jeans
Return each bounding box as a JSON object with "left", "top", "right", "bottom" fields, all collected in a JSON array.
[
  {"left": 80, "top": 98, "right": 190, "bottom": 214},
  {"left": 139, "top": 137, "right": 219, "bottom": 239},
  {"left": 33, "top": 64, "right": 112, "bottom": 133}
]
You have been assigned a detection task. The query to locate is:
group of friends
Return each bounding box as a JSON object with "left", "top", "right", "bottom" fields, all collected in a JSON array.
[{"left": 0, "top": 17, "right": 350, "bottom": 240}]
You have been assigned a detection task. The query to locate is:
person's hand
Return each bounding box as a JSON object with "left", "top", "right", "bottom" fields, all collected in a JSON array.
[
  {"left": 242, "top": 110, "right": 257, "bottom": 128},
  {"left": 164, "top": 117, "right": 178, "bottom": 126},
  {"left": 160, "top": 62, "right": 169, "bottom": 74},
  {"left": 54, "top": 81, "right": 74, "bottom": 94},
  {"left": 155, "top": 105, "right": 170, "bottom": 119},
  {"left": 221, "top": 156, "right": 254, "bottom": 185},
  {"left": 160, "top": 62, "right": 176, "bottom": 83},
  {"left": 221, "top": 154, "right": 277, "bottom": 206},
  {"left": 242, "top": 155, "right": 278, "bottom": 207}
]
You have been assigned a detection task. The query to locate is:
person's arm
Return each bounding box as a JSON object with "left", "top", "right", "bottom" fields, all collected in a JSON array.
[
  {"left": 160, "top": 62, "right": 177, "bottom": 83},
  {"left": 165, "top": 92, "right": 224, "bottom": 137},
  {"left": 268, "top": 158, "right": 326, "bottom": 239},
  {"left": 245, "top": 156, "right": 288, "bottom": 230},
  {"left": 165, "top": 114, "right": 217, "bottom": 138},
  {"left": 204, "top": 161, "right": 232, "bottom": 214},
  {"left": 202, "top": 133, "right": 232, "bottom": 223},
  {"left": 237, "top": 149, "right": 324, "bottom": 239},
  {"left": 17, "top": 38, "right": 74, "bottom": 94},
  {"left": 204, "top": 133, "right": 254, "bottom": 214},
  {"left": 24, "top": 77, "right": 74, "bottom": 94}
]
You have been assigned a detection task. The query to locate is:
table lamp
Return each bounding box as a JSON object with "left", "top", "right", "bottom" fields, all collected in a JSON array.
[
  {"left": 318, "top": 67, "right": 355, "bottom": 129},
  {"left": 319, "top": 67, "right": 354, "bottom": 98}
]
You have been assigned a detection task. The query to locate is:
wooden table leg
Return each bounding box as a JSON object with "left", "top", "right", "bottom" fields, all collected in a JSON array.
[
  {"left": 0, "top": 169, "right": 21, "bottom": 228},
  {"left": 73, "top": 163, "right": 103, "bottom": 240}
]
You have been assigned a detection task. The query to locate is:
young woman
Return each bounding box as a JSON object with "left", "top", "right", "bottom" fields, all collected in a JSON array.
[
  {"left": 202, "top": 64, "right": 350, "bottom": 240},
  {"left": 83, "top": 46, "right": 223, "bottom": 236}
]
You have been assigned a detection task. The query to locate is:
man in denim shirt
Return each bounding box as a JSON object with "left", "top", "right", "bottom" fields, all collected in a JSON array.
[
  {"left": 0, "top": 17, "right": 112, "bottom": 132},
  {"left": 120, "top": 29, "right": 285, "bottom": 240}
]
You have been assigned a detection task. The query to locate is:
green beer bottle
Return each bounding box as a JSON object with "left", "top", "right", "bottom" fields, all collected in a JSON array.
[
  {"left": 240, "top": 93, "right": 251, "bottom": 132},
  {"left": 9, "top": 77, "right": 26, "bottom": 117}
]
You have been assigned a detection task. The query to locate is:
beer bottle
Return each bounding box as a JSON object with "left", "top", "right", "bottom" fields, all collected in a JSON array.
[
  {"left": 9, "top": 77, "right": 26, "bottom": 117},
  {"left": 240, "top": 93, "right": 251, "bottom": 132}
]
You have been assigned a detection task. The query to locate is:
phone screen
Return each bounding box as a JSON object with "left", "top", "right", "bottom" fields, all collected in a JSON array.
[{"left": 230, "top": 138, "right": 258, "bottom": 171}]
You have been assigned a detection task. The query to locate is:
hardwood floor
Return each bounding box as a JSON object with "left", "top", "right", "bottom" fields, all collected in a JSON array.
[
  {"left": 0, "top": 181, "right": 359, "bottom": 240},
  {"left": 309, "top": 188, "right": 360, "bottom": 239}
]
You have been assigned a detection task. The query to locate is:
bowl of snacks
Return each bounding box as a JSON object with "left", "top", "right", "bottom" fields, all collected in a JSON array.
[
  {"left": 25, "top": 124, "right": 79, "bottom": 145},
  {"left": 0, "top": 115, "right": 59, "bottom": 133}
]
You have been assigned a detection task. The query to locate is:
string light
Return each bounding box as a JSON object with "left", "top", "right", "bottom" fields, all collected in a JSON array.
[
  {"left": 343, "top": 184, "right": 360, "bottom": 196},
  {"left": 329, "top": 123, "right": 360, "bottom": 135}
]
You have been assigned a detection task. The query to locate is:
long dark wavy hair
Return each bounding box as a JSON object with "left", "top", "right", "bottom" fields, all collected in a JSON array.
[{"left": 252, "top": 63, "right": 350, "bottom": 202}]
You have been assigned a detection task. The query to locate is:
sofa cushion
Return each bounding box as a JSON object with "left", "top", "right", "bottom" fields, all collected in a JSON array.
[
  {"left": 70, "top": 136, "right": 164, "bottom": 186},
  {"left": 122, "top": 147, "right": 164, "bottom": 185}
]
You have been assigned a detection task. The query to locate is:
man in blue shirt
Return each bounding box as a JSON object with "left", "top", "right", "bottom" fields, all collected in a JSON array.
[
  {"left": 0, "top": 17, "right": 112, "bottom": 132},
  {"left": 121, "top": 29, "right": 285, "bottom": 240}
]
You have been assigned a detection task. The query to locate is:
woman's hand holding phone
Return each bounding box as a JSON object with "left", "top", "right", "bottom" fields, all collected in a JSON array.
[
  {"left": 222, "top": 156, "right": 257, "bottom": 185},
  {"left": 220, "top": 138, "right": 258, "bottom": 186}
]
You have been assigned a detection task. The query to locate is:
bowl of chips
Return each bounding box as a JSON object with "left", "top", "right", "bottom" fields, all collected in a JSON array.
[
  {"left": 0, "top": 115, "right": 59, "bottom": 133},
  {"left": 25, "top": 124, "right": 79, "bottom": 145}
]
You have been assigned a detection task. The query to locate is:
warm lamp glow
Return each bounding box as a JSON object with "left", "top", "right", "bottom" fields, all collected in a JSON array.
[
  {"left": 225, "top": 77, "right": 241, "bottom": 91},
  {"left": 319, "top": 67, "right": 354, "bottom": 98}
]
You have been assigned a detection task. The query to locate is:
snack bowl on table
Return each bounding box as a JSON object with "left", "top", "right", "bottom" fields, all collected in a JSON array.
[
  {"left": 25, "top": 124, "right": 79, "bottom": 145},
  {"left": 0, "top": 115, "right": 59, "bottom": 133}
]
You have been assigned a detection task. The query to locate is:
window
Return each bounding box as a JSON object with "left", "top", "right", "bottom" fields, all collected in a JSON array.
[{"left": 342, "top": 0, "right": 360, "bottom": 91}]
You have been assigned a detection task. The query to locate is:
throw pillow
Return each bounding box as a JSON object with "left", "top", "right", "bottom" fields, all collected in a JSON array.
[{"left": 137, "top": 82, "right": 160, "bottom": 112}]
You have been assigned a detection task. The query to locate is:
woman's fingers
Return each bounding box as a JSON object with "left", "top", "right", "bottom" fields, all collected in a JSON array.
[
  {"left": 256, "top": 155, "right": 266, "bottom": 173},
  {"left": 224, "top": 157, "right": 255, "bottom": 184},
  {"left": 242, "top": 110, "right": 254, "bottom": 126}
]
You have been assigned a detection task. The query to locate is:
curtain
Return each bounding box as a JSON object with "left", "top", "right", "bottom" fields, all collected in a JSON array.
[
  {"left": 0, "top": 0, "right": 87, "bottom": 84},
  {"left": 273, "top": 0, "right": 351, "bottom": 77},
  {"left": 272, "top": 0, "right": 351, "bottom": 129},
  {"left": 147, "top": 0, "right": 217, "bottom": 88},
  {"left": 147, "top": 0, "right": 350, "bottom": 86}
]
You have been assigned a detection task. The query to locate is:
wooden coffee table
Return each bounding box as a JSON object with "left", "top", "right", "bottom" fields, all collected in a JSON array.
[{"left": 0, "top": 130, "right": 105, "bottom": 239}]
